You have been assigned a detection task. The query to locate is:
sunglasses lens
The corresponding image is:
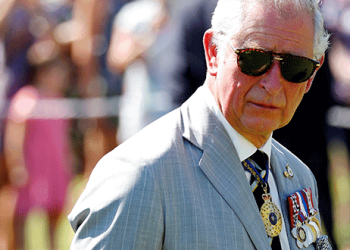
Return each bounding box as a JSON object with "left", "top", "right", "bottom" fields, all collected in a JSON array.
[
  {"left": 281, "top": 55, "right": 316, "bottom": 83},
  {"left": 238, "top": 50, "right": 272, "bottom": 76}
]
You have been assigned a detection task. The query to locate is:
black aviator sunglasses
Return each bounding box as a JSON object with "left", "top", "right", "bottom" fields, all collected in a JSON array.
[{"left": 227, "top": 43, "right": 321, "bottom": 83}]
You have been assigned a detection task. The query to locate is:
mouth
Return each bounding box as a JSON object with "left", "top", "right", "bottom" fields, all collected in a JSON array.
[{"left": 250, "top": 102, "right": 280, "bottom": 110}]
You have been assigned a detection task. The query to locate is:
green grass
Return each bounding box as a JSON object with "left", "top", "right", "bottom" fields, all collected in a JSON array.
[{"left": 24, "top": 176, "right": 86, "bottom": 250}]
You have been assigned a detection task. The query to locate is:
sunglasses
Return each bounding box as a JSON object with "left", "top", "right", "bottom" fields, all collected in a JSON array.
[{"left": 228, "top": 44, "right": 320, "bottom": 83}]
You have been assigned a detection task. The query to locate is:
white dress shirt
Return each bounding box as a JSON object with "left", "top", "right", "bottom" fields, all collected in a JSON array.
[{"left": 202, "top": 84, "right": 290, "bottom": 250}]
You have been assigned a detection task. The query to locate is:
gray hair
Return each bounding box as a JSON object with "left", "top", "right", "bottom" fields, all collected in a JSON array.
[{"left": 211, "top": 0, "right": 330, "bottom": 59}]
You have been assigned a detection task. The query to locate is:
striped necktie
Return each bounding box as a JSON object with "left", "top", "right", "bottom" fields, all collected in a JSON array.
[{"left": 249, "top": 151, "right": 282, "bottom": 250}]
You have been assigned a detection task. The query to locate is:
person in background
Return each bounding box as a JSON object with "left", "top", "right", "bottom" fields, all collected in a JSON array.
[
  {"left": 165, "top": 0, "right": 217, "bottom": 108},
  {"left": 107, "top": 0, "right": 173, "bottom": 143},
  {"left": 0, "top": 1, "right": 18, "bottom": 248},
  {"left": 69, "top": 0, "right": 332, "bottom": 249},
  {"left": 4, "top": 48, "right": 73, "bottom": 250},
  {"left": 322, "top": 0, "right": 350, "bottom": 150},
  {"left": 69, "top": 0, "right": 124, "bottom": 179}
]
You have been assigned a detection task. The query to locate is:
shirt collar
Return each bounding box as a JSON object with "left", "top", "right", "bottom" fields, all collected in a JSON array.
[{"left": 202, "top": 83, "right": 272, "bottom": 163}]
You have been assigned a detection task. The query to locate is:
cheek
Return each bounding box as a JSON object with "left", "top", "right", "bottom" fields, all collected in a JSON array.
[
  {"left": 216, "top": 58, "right": 251, "bottom": 121},
  {"left": 222, "top": 83, "right": 247, "bottom": 122},
  {"left": 281, "top": 85, "right": 307, "bottom": 125}
]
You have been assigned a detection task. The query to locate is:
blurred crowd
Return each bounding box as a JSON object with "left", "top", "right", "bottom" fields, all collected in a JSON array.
[{"left": 0, "top": 0, "right": 349, "bottom": 249}]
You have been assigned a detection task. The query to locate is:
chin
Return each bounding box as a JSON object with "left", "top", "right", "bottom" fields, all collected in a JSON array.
[{"left": 244, "top": 118, "right": 280, "bottom": 135}]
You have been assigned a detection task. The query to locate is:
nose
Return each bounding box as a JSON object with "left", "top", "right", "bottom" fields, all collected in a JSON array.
[{"left": 259, "top": 61, "right": 283, "bottom": 95}]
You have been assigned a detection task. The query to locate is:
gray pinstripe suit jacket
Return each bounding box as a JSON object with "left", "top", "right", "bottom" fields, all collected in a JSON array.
[{"left": 69, "top": 86, "right": 320, "bottom": 249}]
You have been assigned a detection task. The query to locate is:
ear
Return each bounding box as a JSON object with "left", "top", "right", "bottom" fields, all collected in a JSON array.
[
  {"left": 305, "top": 55, "right": 325, "bottom": 93},
  {"left": 203, "top": 29, "right": 219, "bottom": 76}
]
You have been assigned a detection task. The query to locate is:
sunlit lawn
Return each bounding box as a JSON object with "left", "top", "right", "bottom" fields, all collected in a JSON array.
[
  {"left": 25, "top": 176, "right": 86, "bottom": 250},
  {"left": 328, "top": 138, "right": 350, "bottom": 249}
]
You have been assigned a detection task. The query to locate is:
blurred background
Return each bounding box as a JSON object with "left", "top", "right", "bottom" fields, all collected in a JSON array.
[{"left": 0, "top": 0, "right": 349, "bottom": 249}]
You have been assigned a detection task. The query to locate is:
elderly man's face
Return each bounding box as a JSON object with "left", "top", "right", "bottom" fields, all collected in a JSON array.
[{"left": 205, "top": 3, "right": 318, "bottom": 146}]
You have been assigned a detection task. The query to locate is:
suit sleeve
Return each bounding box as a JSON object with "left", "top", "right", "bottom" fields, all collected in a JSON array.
[{"left": 68, "top": 153, "right": 164, "bottom": 249}]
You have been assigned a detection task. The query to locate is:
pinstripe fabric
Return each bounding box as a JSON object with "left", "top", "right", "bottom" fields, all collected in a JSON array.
[{"left": 69, "top": 86, "right": 321, "bottom": 250}]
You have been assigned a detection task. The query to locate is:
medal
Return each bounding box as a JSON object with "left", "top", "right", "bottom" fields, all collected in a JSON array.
[
  {"left": 305, "top": 221, "right": 318, "bottom": 243},
  {"left": 310, "top": 217, "right": 321, "bottom": 238},
  {"left": 303, "top": 223, "right": 315, "bottom": 247},
  {"left": 316, "top": 235, "right": 332, "bottom": 250},
  {"left": 288, "top": 188, "right": 330, "bottom": 249},
  {"left": 242, "top": 157, "right": 282, "bottom": 237},
  {"left": 260, "top": 185, "right": 282, "bottom": 237},
  {"left": 284, "top": 164, "right": 294, "bottom": 179}
]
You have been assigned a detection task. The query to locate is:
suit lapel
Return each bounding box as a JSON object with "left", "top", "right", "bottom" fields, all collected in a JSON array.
[
  {"left": 199, "top": 127, "right": 271, "bottom": 250},
  {"left": 181, "top": 87, "right": 270, "bottom": 250},
  {"left": 270, "top": 143, "right": 313, "bottom": 250},
  {"left": 270, "top": 147, "right": 294, "bottom": 248}
]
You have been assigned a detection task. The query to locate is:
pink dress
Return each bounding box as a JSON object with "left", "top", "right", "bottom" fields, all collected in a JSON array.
[{"left": 8, "top": 86, "right": 72, "bottom": 217}]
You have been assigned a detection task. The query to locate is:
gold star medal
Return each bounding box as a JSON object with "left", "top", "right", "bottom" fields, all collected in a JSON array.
[{"left": 260, "top": 185, "right": 282, "bottom": 237}]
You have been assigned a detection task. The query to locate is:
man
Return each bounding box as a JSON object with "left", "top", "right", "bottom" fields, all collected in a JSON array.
[{"left": 69, "top": 0, "right": 331, "bottom": 249}]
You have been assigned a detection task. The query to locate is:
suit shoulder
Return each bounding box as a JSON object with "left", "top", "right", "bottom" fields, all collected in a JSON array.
[
  {"left": 96, "top": 107, "right": 195, "bottom": 174},
  {"left": 116, "top": 109, "right": 182, "bottom": 155}
]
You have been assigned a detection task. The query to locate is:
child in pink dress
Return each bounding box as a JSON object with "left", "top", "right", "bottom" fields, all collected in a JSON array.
[{"left": 4, "top": 55, "right": 73, "bottom": 250}]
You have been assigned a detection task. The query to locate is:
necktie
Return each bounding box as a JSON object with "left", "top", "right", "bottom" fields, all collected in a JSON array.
[{"left": 249, "top": 151, "right": 282, "bottom": 250}]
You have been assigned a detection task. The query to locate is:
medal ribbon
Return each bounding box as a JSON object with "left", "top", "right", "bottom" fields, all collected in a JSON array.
[
  {"left": 302, "top": 188, "right": 317, "bottom": 216},
  {"left": 287, "top": 188, "right": 318, "bottom": 229},
  {"left": 243, "top": 154, "right": 283, "bottom": 243},
  {"left": 288, "top": 194, "right": 300, "bottom": 228},
  {"left": 296, "top": 191, "right": 308, "bottom": 222},
  {"left": 242, "top": 157, "right": 269, "bottom": 187}
]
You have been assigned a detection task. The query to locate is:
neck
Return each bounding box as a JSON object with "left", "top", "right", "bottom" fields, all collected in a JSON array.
[{"left": 240, "top": 132, "right": 271, "bottom": 149}]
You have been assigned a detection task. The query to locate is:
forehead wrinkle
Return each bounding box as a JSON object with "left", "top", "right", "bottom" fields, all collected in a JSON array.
[
  {"left": 239, "top": 28, "right": 311, "bottom": 55},
  {"left": 243, "top": 31, "right": 304, "bottom": 47},
  {"left": 242, "top": 24, "right": 310, "bottom": 42}
]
